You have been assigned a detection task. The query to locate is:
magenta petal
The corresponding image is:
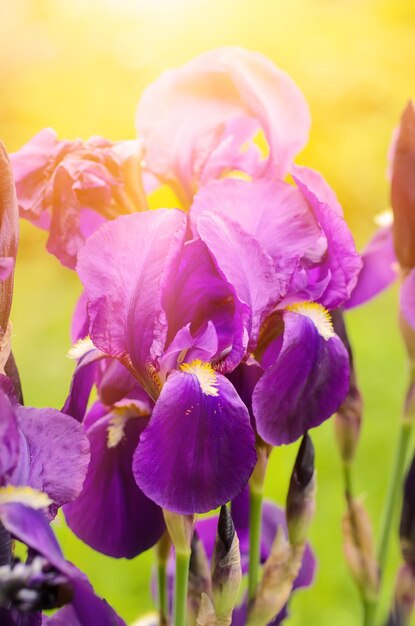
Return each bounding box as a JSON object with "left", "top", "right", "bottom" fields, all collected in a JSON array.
[
  {"left": 346, "top": 226, "right": 397, "bottom": 309},
  {"left": 401, "top": 269, "right": 415, "bottom": 330},
  {"left": 253, "top": 310, "right": 350, "bottom": 445},
  {"left": 293, "top": 174, "right": 362, "bottom": 309},
  {"left": 196, "top": 210, "right": 284, "bottom": 349},
  {"left": 77, "top": 210, "right": 187, "bottom": 396},
  {"left": 64, "top": 410, "right": 164, "bottom": 558},
  {"left": 10, "top": 407, "right": 90, "bottom": 513},
  {"left": 133, "top": 370, "right": 256, "bottom": 514}
]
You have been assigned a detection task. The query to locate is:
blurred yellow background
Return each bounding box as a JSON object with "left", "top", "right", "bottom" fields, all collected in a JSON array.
[{"left": 1, "top": 0, "right": 415, "bottom": 623}]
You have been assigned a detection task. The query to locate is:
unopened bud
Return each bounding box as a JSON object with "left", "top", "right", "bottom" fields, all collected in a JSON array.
[
  {"left": 399, "top": 312, "right": 415, "bottom": 386},
  {"left": 196, "top": 593, "right": 216, "bottom": 626},
  {"left": 391, "top": 101, "right": 415, "bottom": 270},
  {"left": 331, "top": 310, "right": 362, "bottom": 464},
  {"left": 342, "top": 497, "right": 379, "bottom": 601},
  {"left": 386, "top": 564, "right": 415, "bottom": 626},
  {"left": 211, "top": 506, "right": 241, "bottom": 623},
  {"left": 247, "top": 527, "right": 304, "bottom": 626},
  {"left": 400, "top": 453, "right": 415, "bottom": 567},
  {"left": 286, "top": 433, "right": 316, "bottom": 546},
  {"left": 188, "top": 532, "right": 212, "bottom": 626},
  {"left": 163, "top": 510, "right": 195, "bottom": 556}
]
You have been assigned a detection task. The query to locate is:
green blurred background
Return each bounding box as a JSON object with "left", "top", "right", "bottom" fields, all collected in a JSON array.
[{"left": 1, "top": 0, "right": 415, "bottom": 623}]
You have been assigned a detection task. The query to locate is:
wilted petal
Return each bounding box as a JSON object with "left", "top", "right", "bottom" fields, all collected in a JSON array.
[
  {"left": 253, "top": 306, "right": 350, "bottom": 445},
  {"left": 77, "top": 210, "right": 187, "bottom": 397},
  {"left": 401, "top": 269, "right": 415, "bottom": 330},
  {"left": 293, "top": 174, "right": 362, "bottom": 309},
  {"left": 133, "top": 365, "right": 256, "bottom": 514},
  {"left": 64, "top": 407, "right": 164, "bottom": 558},
  {"left": 136, "top": 47, "right": 310, "bottom": 201},
  {"left": 9, "top": 406, "right": 90, "bottom": 515},
  {"left": 345, "top": 225, "right": 397, "bottom": 309}
]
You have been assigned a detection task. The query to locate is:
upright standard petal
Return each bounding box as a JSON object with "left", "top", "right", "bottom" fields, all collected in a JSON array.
[
  {"left": 77, "top": 210, "right": 187, "bottom": 398},
  {"left": 293, "top": 174, "right": 362, "bottom": 309},
  {"left": 133, "top": 363, "right": 256, "bottom": 514},
  {"left": 9, "top": 406, "right": 90, "bottom": 515},
  {"left": 64, "top": 406, "right": 165, "bottom": 558},
  {"left": 253, "top": 305, "right": 350, "bottom": 445},
  {"left": 136, "top": 47, "right": 310, "bottom": 201},
  {"left": 196, "top": 210, "right": 285, "bottom": 350}
]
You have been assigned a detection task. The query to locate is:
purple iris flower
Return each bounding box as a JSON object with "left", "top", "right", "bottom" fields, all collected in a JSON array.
[
  {"left": 189, "top": 170, "right": 357, "bottom": 445},
  {"left": 0, "top": 502, "right": 125, "bottom": 626},
  {"left": 147, "top": 489, "right": 315, "bottom": 625}
]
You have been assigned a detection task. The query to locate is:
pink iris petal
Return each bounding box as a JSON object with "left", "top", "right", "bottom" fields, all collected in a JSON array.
[
  {"left": 11, "top": 129, "right": 145, "bottom": 268},
  {"left": 253, "top": 310, "right": 350, "bottom": 445},
  {"left": 345, "top": 225, "right": 397, "bottom": 309},
  {"left": 77, "top": 210, "right": 187, "bottom": 398},
  {"left": 136, "top": 47, "right": 310, "bottom": 202},
  {"left": 401, "top": 269, "right": 415, "bottom": 330},
  {"left": 64, "top": 405, "right": 165, "bottom": 559},
  {"left": 0, "top": 257, "right": 14, "bottom": 281},
  {"left": 291, "top": 164, "right": 343, "bottom": 216},
  {"left": 133, "top": 370, "right": 256, "bottom": 514},
  {"left": 293, "top": 174, "right": 362, "bottom": 309}
]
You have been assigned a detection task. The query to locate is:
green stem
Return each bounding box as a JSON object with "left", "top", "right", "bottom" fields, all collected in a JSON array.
[
  {"left": 158, "top": 560, "right": 168, "bottom": 625},
  {"left": 363, "top": 598, "right": 377, "bottom": 626},
  {"left": 248, "top": 486, "right": 263, "bottom": 602},
  {"left": 174, "top": 551, "right": 190, "bottom": 626},
  {"left": 377, "top": 421, "right": 412, "bottom": 573}
]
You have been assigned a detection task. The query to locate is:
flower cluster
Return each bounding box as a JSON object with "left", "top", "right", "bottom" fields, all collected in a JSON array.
[{"left": 6, "top": 47, "right": 368, "bottom": 625}]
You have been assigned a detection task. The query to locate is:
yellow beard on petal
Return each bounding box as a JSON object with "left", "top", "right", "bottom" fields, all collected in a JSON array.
[
  {"left": 67, "top": 336, "right": 95, "bottom": 360},
  {"left": 180, "top": 359, "right": 219, "bottom": 396},
  {"left": 107, "top": 401, "right": 151, "bottom": 449},
  {"left": 286, "top": 302, "right": 335, "bottom": 341},
  {"left": 0, "top": 486, "right": 53, "bottom": 509}
]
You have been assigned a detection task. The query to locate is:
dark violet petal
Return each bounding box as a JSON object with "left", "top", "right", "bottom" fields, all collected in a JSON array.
[
  {"left": 10, "top": 407, "right": 90, "bottom": 513},
  {"left": 0, "top": 608, "right": 41, "bottom": 626},
  {"left": 164, "top": 239, "right": 241, "bottom": 365},
  {"left": 227, "top": 359, "right": 263, "bottom": 428},
  {"left": 133, "top": 368, "right": 256, "bottom": 514},
  {"left": 0, "top": 389, "right": 19, "bottom": 483},
  {"left": 77, "top": 210, "right": 187, "bottom": 397},
  {"left": 401, "top": 269, "right": 415, "bottom": 330},
  {"left": 345, "top": 226, "right": 397, "bottom": 309},
  {"left": 97, "top": 359, "right": 139, "bottom": 407},
  {"left": 159, "top": 322, "right": 218, "bottom": 379},
  {"left": 293, "top": 174, "right": 362, "bottom": 309},
  {"left": 69, "top": 578, "right": 127, "bottom": 626},
  {"left": 0, "top": 504, "right": 65, "bottom": 569},
  {"left": 64, "top": 412, "right": 164, "bottom": 558},
  {"left": 196, "top": 209, "right": 283, "bottom": 350},
  {"left": 253, "top": 309, "right": 350, "bottom": 445},
  {"left": 62, "top": 348, "right": 105, "bottom": 421}
]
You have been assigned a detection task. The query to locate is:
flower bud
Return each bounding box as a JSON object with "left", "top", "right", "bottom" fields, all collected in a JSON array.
[
  {"left": 196, "top": 592, "right": 216, "bottom": 626},
  {"left": 386, "top": 564, "right": 415, "bottom": 626},
  {"left": 400, "top": 453, "right": 415, "bottom": 567},
  {"left": 391, "top": 101, "right": 415, "bottom": 270},
  {"left": 247, "top": 527, "right": 304, "bottom": 626},
  {"left": 342, "top": 497, "right": 379, "bottom": 601},
  {"left": 163, "top": 510, "right": 195, "bottom": 556},
  {"left": 211, "top": 506, "right": 241, "bottom": 623},
  {"left": 286, "top": 433, "right": 316, "bottom": 547},
  {"left": 331, "top": 310, "right": 362, "bottom": 464},
  {"left": 188, "top": 532, "right": 212, "bottom": 626}
]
